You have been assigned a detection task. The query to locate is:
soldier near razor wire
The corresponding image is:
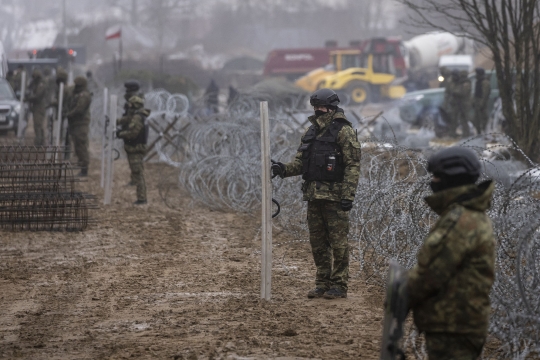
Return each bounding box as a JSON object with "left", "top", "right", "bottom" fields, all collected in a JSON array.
[
  {"left": 406, "top": 147, "right": 496, "bottom": 360},
  {"left": 66, "top": 76, "right": 92, "bottom": 176},
  {"left": 121, "top": 80, "right": 144, "bottom": 186},
  {"left": 272, "top": 88, "right": 361, "bottom": 299},
  {"left": 117, "top": 96, "right": 149, "bottom": 205},
  {"left": 440, "top": 70, "right": 459, "bottom": 137},
  {"left": 26, "top": 69, "right": 47, "bottom": 146},
  {"left": 123, "top": 80, "right": 143, "bottom": 116},
  {"left": 472, "top": 68, "right": 491, "bottom": 134}
]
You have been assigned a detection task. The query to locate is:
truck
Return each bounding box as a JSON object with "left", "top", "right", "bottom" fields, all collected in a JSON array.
[{"left": 318, "top": 32, "right": 475, "bottom": 104}]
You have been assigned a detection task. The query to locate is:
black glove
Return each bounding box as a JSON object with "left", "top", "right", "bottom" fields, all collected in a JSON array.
[
  {"left": 340, "top": 199, "right": 353, "bottom": 212},
  {"left": 271, "top": 160, "right": 286, "bottom": 179}
]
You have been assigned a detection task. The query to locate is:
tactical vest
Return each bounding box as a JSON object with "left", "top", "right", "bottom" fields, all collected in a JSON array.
[
  {"left": 299, "top": 119, "right": 348, "bottom": 182},
  {"left": 125, "top": 110, "right": 149, "bottom": 146}
]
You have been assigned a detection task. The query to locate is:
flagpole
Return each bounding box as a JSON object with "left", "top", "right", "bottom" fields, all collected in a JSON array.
[{"left": 119, "top": 27, "right": 123, "bottom": 72}]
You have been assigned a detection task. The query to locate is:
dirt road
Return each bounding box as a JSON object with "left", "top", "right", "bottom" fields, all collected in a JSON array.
[{"left": 0, "top": 158, "right": 384, "bottom": 359}]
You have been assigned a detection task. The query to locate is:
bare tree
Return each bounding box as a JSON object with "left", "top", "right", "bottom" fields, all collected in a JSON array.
[{"left": 400, "top": 0, "right": 540, "bottom": 160}]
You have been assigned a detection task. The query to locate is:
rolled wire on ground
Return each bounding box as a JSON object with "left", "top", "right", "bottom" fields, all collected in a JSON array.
[{"left": 150, "top": 90, "right": 538, "bottom": 358}]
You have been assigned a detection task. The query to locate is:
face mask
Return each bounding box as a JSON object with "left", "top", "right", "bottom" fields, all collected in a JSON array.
[{"left": 315, "top": 110, "right": 326, "bottom": 117}]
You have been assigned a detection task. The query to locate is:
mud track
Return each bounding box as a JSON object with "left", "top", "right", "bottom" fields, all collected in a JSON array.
[{"left": 0, "top": 158, "right": 384, "bottom": 359}]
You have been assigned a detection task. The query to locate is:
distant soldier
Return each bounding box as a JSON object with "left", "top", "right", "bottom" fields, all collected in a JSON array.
[
  {"left": 204, "top": 79, "right": 219, "bottom": 114},
  {"left": 86, "top": 70, "right": 99, "bottom": 94},
  {"left": 42, "top": 66, "right": 56, "bottom": 105},
  {"left": 12, "top": 65, "right": 24, "bottom": 94},
  {"left": 407, "top": 147, "right": 495, "bottom": 360},
  {"left": 472, "top": 68, "right": 491, "bottom": 134},
  {"left": 66, "top": 76, "right": 92, "bottom": 176},
  {"left": 26, "top": 69, "right": 47, "bottom": 146},
  {"left": 439, "top": 67, "right": 451, "bottom": 88},
  {"left": 121, "top": 80, "right": 144, "bottom": 186},
  {"left": 123, "top": 80, "right": 143, "bottom": 116},
  {"left": 440, "top": 70, "right": 459, "bottom": 137},
  {"left": 454, "top": 70, "right": 472, "bottom": 137},
  {"left": 117, "top": 96, "right": 149, "bottom": 205}
]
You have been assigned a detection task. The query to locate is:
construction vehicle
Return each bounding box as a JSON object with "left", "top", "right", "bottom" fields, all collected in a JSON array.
[
  {"left": 295, "top": 48, "right": 361, "bottom": 93},
  {"left": 320, "top": 33, "right": 474, "bottom": 104}
]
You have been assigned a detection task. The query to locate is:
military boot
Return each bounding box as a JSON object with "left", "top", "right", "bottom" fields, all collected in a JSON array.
[
  {"left": 307, "top": 288, "right": 327, "bottom": 299},
  {"left": 323, "top": 288, "right": 347, "bottom": 299},
  {"left": 134, "top": 200, "right": 147, "bottom": 205}
]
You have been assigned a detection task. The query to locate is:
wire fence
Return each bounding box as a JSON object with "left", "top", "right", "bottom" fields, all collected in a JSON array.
[{"left": 109, "top": 89, "right": 539, "bottom": 359}]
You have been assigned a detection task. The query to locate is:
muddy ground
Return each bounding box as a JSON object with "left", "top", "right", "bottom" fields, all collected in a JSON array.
[{"left": 0, "top": 147, "right": 385, "bottom": 359}]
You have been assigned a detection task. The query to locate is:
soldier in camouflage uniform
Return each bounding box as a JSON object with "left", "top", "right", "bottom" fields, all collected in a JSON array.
[
  {"left": 26, "top": 69, "right": 47, "bottom": 146},
  {"left": 121, "top": 80, "right": 144, "bottom": 186},
  {"left": 66, "top": 76, "right": 92, "bottom": 176},
  {"left": 272, "top": 88, "right": 361, "bottom": 299},
  {"left": 407, "top": 147, "right": 495, "bottom": 360},
  {"left": 472, "top": 68, "right": 491, "bottom": 134},
  {"left": 117, "top": 96, "right": 149, "bottom": 205},
  {"left": 454, "top": 70, "right": 472, "bottom": 137},
  {"left": 440, "top": 70, "right": 458, "bottom": 137}
]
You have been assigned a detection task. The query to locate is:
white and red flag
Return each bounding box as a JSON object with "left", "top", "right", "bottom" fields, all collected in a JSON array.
[{"left": 105, "top": 26, "right": 122, "bottom": 40}]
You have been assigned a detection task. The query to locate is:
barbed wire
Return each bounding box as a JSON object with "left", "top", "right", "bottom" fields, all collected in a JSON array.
[{"left": 102, "top": 88, "right": 539, "bottom": 359}]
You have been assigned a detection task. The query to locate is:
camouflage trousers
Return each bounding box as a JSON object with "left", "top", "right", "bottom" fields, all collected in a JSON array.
[
  {"left": 126, "top": 151, "right": 146, "bottom": 202},
  {"left": 425, "top": 333, "right": 485, "bottom": 360},
  {"left": 68, "top": 122, "right": 90, "bottom": 169},
  {"left": 32, "top": 109, "right": 46, "bottom": 146},
  {"left": 473, "top": 105, "right": 489, "bottom": 134},
  {"left": 307, "top": 200, "right": 350, "bottom": 291}
]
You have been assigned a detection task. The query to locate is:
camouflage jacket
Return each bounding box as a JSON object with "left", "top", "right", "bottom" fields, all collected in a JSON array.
[
  {"left": 473, "top": 78, "right": 491, "bottom": 110},
  {"left": 284, "top": 109, "right": 361, "bottom": 202},
  {"left": 449, "top": 77, "right": 472, "bottom": 107},
  {"left": 119, "top": 108, "right": 149, "bottom": 154},
  {"left": 66, "top": 89, "right": 92, "bottom": 125},
  {"left": 407, "top": 181, "right": 496, "bottom": 337},
  {"left": 27, "top": 78, "right": 47, "bottom": 110}
]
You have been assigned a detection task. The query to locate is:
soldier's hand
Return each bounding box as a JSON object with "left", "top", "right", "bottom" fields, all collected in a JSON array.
[
  {"left": 340, "top": 199, "right": 353, "bottom": 212},
  {"left": 271, "top": 160, "right": 286, "bottom": 179}
]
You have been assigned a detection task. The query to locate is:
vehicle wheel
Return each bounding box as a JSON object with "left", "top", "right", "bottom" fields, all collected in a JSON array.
[{"left": 346, "top": 81, "right": 371, "bottom": 105}]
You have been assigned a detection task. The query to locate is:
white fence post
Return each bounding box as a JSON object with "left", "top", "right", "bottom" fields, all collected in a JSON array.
[
  {"left": 260, "top": 101, "right": 272, "bottom": 300},
  {"left": 54, "top": 82, "right": 64, "bottom": 147},
  {"left": 17, "top": 71, "right": 27, "bottom": 139},
  {"left": 104, "top": 94, "right": 117, "bottom": 205},
  {"left": 100, "top": 88, "right": 109, "bottom": 188}
]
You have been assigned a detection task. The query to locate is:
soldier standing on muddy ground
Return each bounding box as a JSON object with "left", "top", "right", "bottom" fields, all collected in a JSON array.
[
  {"left": 26, "top": 69, "right": 47, "bottom": 146},
  {"left": 66, "top": 76, "right": 92, "bottom": 176},
  {"left": 272, "top": 88, "right": 361, "bottom": 300},
  {"left": 472, "top": 68, "right": 491, "bottom": 134},
  {"left": 117, "top": 96, "right": 149, "bottom": 205},
  {"left": 407, "top": 147, "right": 495, "bottom": 359},
  {"left": 122, "top": 80, "right": 144, "bottom": 186}
]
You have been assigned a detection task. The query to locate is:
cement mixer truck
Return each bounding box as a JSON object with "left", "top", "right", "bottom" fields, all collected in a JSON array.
[{"left": 318, "top": 32, "right": 475, "bottom": 104}]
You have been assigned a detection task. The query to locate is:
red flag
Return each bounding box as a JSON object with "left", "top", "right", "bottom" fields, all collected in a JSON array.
[{"left": 106, "top": 26, "right": 121, "bottom": 40}]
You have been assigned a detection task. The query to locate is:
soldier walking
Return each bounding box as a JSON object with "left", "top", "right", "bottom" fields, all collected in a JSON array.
[
  {"left": 26, "top": 69, "right": 47, "bottom": 146},
  {"left": 117, "top": 96, "right": 149, "bottom": 205},
  {"left": 272, "top": 88, "right": 361, "bottom": 299},
  {"left": 472, "top": 68, "right": 491, "bottom": 134},
  {"left": 66, "top": 76, "right": 92, "bottom": 176},
  {"left": 407, "top": 147, "right": 495, "bottom": 360}
]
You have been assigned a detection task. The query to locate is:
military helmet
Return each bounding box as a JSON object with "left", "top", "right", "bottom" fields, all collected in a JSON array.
[
  {"left": 124, "top": 79, "right": 140, "bottom": 92},
  {"left": 475, "top": 67, "right": 486, "bottom": 76},
  {"left": 128, "top": 95, "right": 144, "bottom": 108},
  {"left": 56, "top": 68, "right": 68, "bottom": 83},
  {"left": 428, "top": 147, "right": 481, "bottom": 178},
  {"left": 42, "top": 66, "right": 52, "bottom": 76},
  {"left": 74, "top": 76, "right": 87, "bottom": 87},
  {"left": 310, "top": 88, "right": 340, "bottom": 107}
]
